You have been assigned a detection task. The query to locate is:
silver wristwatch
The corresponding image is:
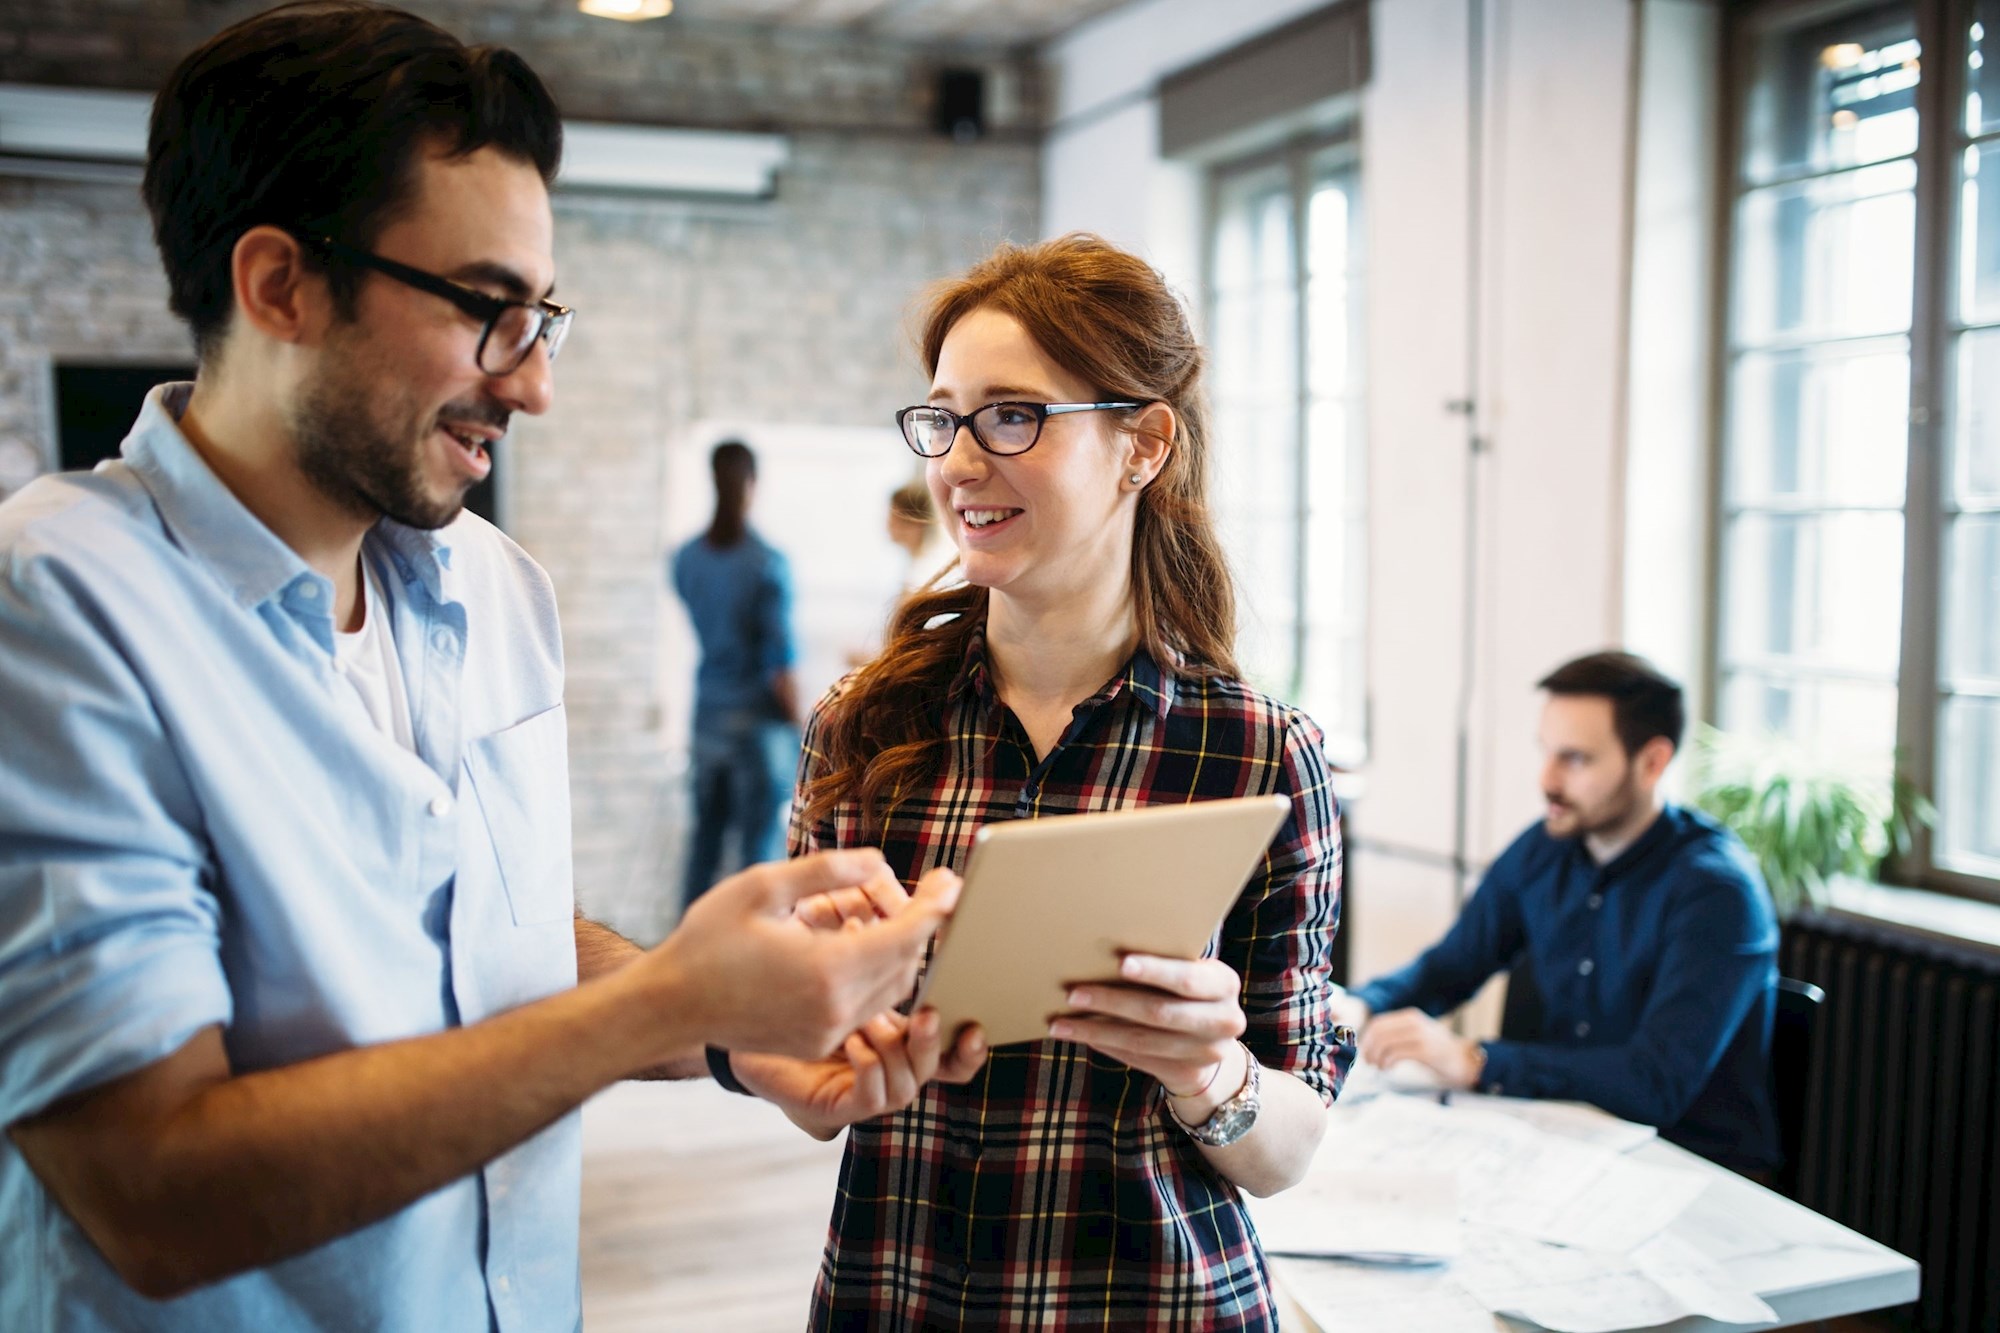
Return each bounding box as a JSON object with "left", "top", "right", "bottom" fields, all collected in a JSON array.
[{"left": 1169, "top": 1045, "right": 1262, "bottom": 1147}]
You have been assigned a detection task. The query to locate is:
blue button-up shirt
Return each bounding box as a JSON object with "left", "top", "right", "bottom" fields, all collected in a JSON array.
[
  {"left": 1354, "top": 804, "right": 1781, "bottom": 1172},
  {"left": 0, "top": 385, "right": 580, "bottom": 1331}
]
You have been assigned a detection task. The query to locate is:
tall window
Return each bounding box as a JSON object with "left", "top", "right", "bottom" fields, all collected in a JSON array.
[
  {"left": 1721, "top": 0, "right": 2000, "bottom": 899},
  {"left": 1207, "top": 136, "right": 1367, "bottom": 764}
]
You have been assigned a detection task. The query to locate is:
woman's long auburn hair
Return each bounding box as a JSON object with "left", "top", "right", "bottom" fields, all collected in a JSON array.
[{"left": 802, "top": 233, "right": 1239, "bottom": 827}]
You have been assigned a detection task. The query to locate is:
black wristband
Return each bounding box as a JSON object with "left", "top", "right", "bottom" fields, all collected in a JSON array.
[{"left": 706, "top": 1045, "right": 753, "bottom": 1096}]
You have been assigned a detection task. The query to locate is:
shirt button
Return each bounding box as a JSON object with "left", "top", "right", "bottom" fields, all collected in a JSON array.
[
  {"left": 1575, "top": 1021, "right": 1592, "bottom": 1038},
  {"left": 431, "top": 628, "right": 454, "bottom": 653},
  {"left": 429, "top": 795, "right": 453, "bottom": 818},
  {"left": 956, "top": 1262, "right": 971, "bottom": 1280},
  {"left": 1578, "top": 959, "right": 1595, "bottom": 976},
  {"left": 298, "top": 582, "right": 320, "bottom": 599},
  {"left": 495, "top": 1275, "right": 510, "bottom": 1295},
  {"left": 1587, "top": 894, "right": 1604, "bottom": 911}
]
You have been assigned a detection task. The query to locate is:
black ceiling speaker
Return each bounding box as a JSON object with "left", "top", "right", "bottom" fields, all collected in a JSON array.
[{"left": 935, "top": 68, "right": 985, "bottom": 143}]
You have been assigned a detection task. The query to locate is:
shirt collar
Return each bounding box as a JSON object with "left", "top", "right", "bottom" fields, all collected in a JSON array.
[
  {"left": 1583, "top": 803, "right": 1682, "bottom": 880},
  {"left": 948, "top": 619, "right": 1177, "bottom": 722},
  {"left": 122, "top": 382, "right": 458, "bottom": 611},
  {"left": 122, "top": 383, "right": 312, "bottom": 611}
]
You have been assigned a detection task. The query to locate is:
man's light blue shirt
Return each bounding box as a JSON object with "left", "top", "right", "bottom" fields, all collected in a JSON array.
[{"left": 0, "top": 385, "right": 581, "bottom": 1331}]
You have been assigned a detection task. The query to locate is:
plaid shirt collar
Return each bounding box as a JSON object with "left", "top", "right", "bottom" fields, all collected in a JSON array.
[{"left": 947, "top": 617, "right": 1179, "bottom": 722}]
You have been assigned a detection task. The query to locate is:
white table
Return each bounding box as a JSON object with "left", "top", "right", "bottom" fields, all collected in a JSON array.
[{"left": 1275, "top": 1091, "right": 1919, "bottom": 1333}]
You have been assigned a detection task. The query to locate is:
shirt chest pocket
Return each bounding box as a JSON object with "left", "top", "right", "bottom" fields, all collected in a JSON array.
[{"left": 464, "top": 703, "right": 574, "bottom": 926}]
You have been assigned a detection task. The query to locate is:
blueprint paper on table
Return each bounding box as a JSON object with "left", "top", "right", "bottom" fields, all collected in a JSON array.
[
  {"left": 1333, "top": 1097, "right": 1709, "bottom": 1253},
  {"left": 1452, "top": 1230, "right": 1780, "bottom": 1332},
  {"left": 1478, "top": 1094, "right": 1658, "bottom": 1154},
  {"left": 1248, "top": 1167, "right": 1460, "bottom": 1262},
  {"left": 1273, "top": 1255, "right": 1499, "bottom": 1332}
]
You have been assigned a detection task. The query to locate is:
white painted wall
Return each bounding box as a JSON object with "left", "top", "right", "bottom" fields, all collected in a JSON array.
[
  {"left": 1041, "top": 0, "right": 1332, "bottom": 294},
  {"left": 1041, "top": 0, "right": 1716, "bottom": 1001}
]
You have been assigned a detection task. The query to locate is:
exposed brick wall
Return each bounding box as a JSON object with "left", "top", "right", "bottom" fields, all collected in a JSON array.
[
  {"left": 0, "top": 5, "right": 1041, "bottom": 943},
  {"left": 0, "top": 0, "right": 1042, "bottom": 137}
]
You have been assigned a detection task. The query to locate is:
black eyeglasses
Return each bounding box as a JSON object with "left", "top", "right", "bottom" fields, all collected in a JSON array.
[
  {"left": 895, "top": 400, "right": 1143, "bottom": 458},
  {"left": 285, "top": 228, "right": 574, "bottom": 377}
]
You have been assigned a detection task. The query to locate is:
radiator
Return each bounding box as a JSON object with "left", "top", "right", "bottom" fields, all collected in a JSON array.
[{"left": 1781, "top": 912, "right": 2000, "bottom": 1333}]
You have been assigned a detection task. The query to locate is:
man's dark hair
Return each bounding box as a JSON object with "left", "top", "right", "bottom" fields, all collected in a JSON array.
[
  {"left": 1538, "top": 650, "right": 1686, "bottom": 758},
  {"left": 143, "top": 0, "right": 563, "bottom": 360},
  {"left": 707, "top": 441, "right": 757, "bottom": 546}
]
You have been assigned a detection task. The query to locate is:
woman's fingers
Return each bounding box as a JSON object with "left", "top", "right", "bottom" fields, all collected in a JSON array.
[
  {"left": 842, "top": 1031, "right": 885, "bottom": 1111},
  {"left": 1114, "top": 954, "right": 1240, "bottom": 1000},
  {"left": 1059, "top": 982, "right": 1245, "bottom": 1041},
  {"left": 861, "top": 1013, "right": 920, "bottom": 1109},
  {"left": 934, "top": 1022, "right": 990, "bottom": 1083}
]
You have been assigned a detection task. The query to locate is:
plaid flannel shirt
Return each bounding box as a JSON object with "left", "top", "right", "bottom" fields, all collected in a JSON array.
[{"left": 790, "top": 627, "right": 1350, "bottom": 1331}]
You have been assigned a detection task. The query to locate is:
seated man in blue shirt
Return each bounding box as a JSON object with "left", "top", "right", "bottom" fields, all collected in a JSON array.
[
  {"left": 1335, "top": 652, "right": 1781, "bottom": 1174},
  {"left": 0, "top": 5, "right": 975, "bottom": 1330}
]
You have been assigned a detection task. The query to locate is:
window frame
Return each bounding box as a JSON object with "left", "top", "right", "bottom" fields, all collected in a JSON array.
[
  {"left": 1714, "top": 0, "right": 1999, "bottom": 904},
  {"left": 1200, "top": 127, "right": 1369, "bottom": 764}
]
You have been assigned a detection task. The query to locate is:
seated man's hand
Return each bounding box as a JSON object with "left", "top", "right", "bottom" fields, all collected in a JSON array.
[
  {"left": 1358, "top": 1008, "right": 1483, "bottom": 1091},
  {"left": 731, "top": 1009, "right": 989, "bottom": 1140},
  {"left": 1328, "top": 988, "right": 1372, "bottom": 1031}
]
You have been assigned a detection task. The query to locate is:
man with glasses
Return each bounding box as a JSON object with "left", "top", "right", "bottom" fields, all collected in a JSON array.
[{"left": 0, "top": 4, "right": 955, "bottom": 1329}]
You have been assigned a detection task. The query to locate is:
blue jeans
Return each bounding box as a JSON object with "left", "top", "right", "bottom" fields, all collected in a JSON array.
[{"left": 682, "top": 713, "right": 799, "bottom": 906}]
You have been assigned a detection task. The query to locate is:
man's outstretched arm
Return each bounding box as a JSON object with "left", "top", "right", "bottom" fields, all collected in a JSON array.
[
  {"left": 11, "top": 851, "right": 953, "bottom": 1300},
  {"left": 573, "top": 910, "right": 704, "bottom": 1080}
]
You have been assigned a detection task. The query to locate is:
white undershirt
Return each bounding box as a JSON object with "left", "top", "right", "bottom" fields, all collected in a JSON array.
[{"left": 333, "top": 557, "right": 416, "bottom": 751}]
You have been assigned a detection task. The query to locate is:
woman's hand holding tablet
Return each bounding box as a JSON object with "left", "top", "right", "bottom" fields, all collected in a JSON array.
[{"left": 1049, "top": 953, "right": 1251, "bottom": 1125}]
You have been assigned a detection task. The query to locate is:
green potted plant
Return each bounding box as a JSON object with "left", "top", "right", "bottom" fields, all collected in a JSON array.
[{"left": 1688, "top": 725, "right": 1935, "bottom": 917}]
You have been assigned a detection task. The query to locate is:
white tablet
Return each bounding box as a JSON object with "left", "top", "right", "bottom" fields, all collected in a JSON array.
[{"left": 913, "top": 795, "right": 1292, "bottom": 1047}]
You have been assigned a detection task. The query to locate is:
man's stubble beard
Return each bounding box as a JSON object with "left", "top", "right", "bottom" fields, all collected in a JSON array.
[
  {"left": 1544, "top": 764, "right": 1646, "bottom": 840},
  {"left": 291, "top": 334, "right": 469, "bottom": 532}
]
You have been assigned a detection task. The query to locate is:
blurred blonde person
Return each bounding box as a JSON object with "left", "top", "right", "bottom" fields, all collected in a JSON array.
[{"left": 886, "top": 476, "right": 954, "bottom": 590}]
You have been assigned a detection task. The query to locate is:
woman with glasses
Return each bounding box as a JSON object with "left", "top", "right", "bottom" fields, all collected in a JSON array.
[{"left": 731, "top": 233, "right": 1350, "bottom": 1331}]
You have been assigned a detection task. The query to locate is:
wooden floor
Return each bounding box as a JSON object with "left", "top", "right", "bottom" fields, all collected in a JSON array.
[
  {"left": 580, "top": 1079, "right": 844, "bottom": 1331},
  {"left": 582, "top": 1079, "right": 1334, "bottom": 1331}
]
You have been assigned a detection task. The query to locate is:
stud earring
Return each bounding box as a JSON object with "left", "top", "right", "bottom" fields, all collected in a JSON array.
[{"left": 1128, "top": 473, "right": 1144, "bottom": 486}]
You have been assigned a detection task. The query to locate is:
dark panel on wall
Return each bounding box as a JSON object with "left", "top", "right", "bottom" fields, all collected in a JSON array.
[{"left": 53, "top": 361, "right": 497, "bottom": 527}]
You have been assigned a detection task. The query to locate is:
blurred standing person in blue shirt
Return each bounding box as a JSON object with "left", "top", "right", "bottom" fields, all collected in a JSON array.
[
  {"left": 673, "top": 441, "right": 802, "bottom": 903},
  {"left": 0, "top": 6, "right": 961, "bottom": 1329},
  {"left": 1332, "top": 652, "right": 1782, "bottom": 1174}
]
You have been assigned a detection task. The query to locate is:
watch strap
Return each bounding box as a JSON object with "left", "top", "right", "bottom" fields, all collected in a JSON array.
[{"left": 706, "top": 1044, "right": 754, "bottom": 1096}]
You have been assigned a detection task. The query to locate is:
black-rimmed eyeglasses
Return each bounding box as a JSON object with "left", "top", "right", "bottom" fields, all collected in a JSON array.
[
  {"left": 285, "top": 228, "right": 574, "bottom": 377},
  {"left": 895, "top": 400, "right": 1143, "bottom": 458}
]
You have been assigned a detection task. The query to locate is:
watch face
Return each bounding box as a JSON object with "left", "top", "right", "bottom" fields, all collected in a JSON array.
[{"left": 1208, "top": 1104, "right": 1255, "bottom": 1142}]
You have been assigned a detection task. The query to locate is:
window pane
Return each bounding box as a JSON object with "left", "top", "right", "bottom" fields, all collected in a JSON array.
[
  {"left": 1719, "top": 669, "right": 1900, "bottom": 759},
  {"left": 1727, "top": 341, "right": 1909, "bottom": 506},
  {"left": 1954, "top": 328, "right": 2000, "bottom": 502},
  {"left": 1945, "top": 514, "right": 2000, "bottom": 683},
  {"left": 1937, "top": 695, "right": 2000, "bottom": 873},
  {"left": 1302, "top": 396, "right": 1365, "bottom": 763},
  {"left": 1969, "top": 0, "right": 1998, "bottom": 137},
  {"left": 1961, "top": 141, "right": 2000, "bottom": 324},
  {"left": 1213, "top": 399, "right": 1298, "bottom": 692},
  {"left": 1734, "top": 160, "right": 1917, "bottom": 344},
  {"left": 1742, "top": 10, "right": 1919, "bottom": 184},
  {"left": 1722, "top": 512, "right": 1905, "bottom": 677},
  {"left": 1307, "top": 179, "right": 1350, "bottom": 278}
]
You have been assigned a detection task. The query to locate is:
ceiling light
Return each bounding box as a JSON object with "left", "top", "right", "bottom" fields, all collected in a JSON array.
[
  {"left": 1821, "top": 43, "right": 1865, "bottom": 70},
  {"left": 579, "top": 0, "right": 672, "bottom": 19}
]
